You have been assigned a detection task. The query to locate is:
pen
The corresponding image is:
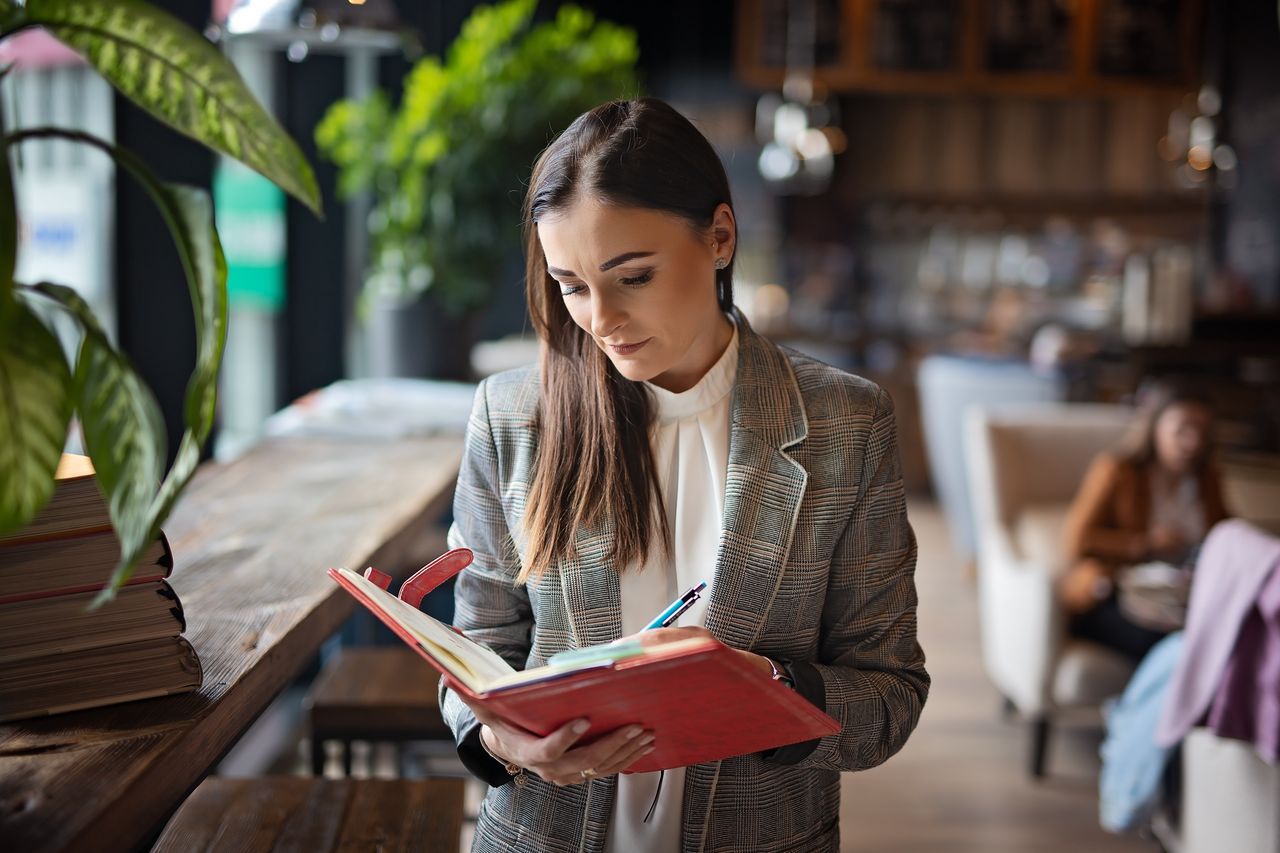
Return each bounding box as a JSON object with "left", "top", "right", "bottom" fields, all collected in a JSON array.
[{"left": 642, "top": 580, "right": 708, "bottom": 631}]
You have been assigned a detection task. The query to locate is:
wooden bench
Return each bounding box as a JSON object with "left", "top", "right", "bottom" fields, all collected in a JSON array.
[
  {"left": 152, "top": 777, "right": 464, "bottom": 852},
  {"left": 306, "top": 647, "right": 454, "bottom": 777}
]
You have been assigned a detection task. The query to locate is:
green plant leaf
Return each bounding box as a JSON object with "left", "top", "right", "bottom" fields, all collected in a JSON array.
[
  {"left": 24, "top": 280, "right": 166, "bottom": 551},
  {"left": 0, "top": 300, "right": 74, "bottom": 537},
  {"left": 139, "top": 183, "right": 227, "bottom": 605},
  {"left": 25, "top": 0, "right": 322, "bottom": 216},
  {"left": 8, "top": 128, "right": 227, "bottom": 601}
]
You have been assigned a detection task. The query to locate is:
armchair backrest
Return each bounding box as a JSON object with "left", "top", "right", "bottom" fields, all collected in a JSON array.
[{"left": 966, "top": 404, "right": 1132, "bottom": 531}]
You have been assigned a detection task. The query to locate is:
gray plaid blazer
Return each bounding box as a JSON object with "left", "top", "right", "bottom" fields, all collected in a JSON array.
[{"left": 440, "top": 312, "right": 928, "bottom": 853}]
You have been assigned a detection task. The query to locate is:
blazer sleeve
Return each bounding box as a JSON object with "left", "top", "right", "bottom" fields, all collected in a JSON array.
[
  {"left": 1062, "top": 454, "right": 1147, "bottom": 564},
  {"left": 437, "top": 378, "right": 533, "bottom": 786},
  {"left": 770, "top": 388, "right": 930, "bottom": 772}
]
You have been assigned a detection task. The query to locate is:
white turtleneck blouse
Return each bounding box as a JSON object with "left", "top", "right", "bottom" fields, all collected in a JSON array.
[{"left": 604, "top": 320, "right": 739, "bottom": 853}]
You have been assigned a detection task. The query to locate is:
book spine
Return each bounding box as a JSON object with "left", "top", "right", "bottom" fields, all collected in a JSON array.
[
  {"left": 0, "top": 523, "right": 115, "bottom": 548},
  {"left": 0, "top": 571, "right": 172, "bottom": 606},
  {"left": 0, "top": 529, "right": 173, "bottom": 605},
  {"left": 0, "top": 684, "right": 202, "bottom": 724},
  {"left": 156, "top": 529, "right": 174, "bottom": 574},
  {"left": 176, "top": 634, "right": 204, "bottom": 683},
  {"left": 157, "top": 580, "right": 186, "bottom": 633}
]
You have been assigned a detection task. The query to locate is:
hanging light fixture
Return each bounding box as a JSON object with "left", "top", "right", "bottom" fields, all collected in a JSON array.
[
  {"left": 755, "top": 0, "right": 844, "bottom": 195},
  {"left": 1158, "top": 84, "right": 1237, "bottom": 191}
]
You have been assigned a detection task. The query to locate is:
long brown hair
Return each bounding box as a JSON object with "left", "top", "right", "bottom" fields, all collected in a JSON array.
[
  {"left": 518, "top": 98, "right": 736, "bottom": 583},
  {"left": 1114, "top": 377, "right": 1215, "bottom": 471}
]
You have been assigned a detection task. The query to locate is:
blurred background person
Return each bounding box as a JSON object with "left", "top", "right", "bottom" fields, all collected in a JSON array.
[{"left": 1060, "top": 379, "right": 1231, "bottom": 662}]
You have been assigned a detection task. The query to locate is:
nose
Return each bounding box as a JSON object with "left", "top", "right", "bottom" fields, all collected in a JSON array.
[{"left": 589, "top": 289, "right": 626, "bottom": 341}]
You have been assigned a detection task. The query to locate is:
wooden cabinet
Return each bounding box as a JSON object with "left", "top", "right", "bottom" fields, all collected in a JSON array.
[{"left": 735, "top": 0, "right": 1202, "bottom": 96}]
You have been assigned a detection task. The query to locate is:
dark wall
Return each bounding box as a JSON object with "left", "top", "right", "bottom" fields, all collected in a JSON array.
[
  {"left": 281, "top": 53, "right": 346, "bottom": 402},
  {"left": 1216, "top": 0, "right": 1280, "bottom": 309},
  {"left": 114, "top": 1, "right": 212, "bottom": 464}
]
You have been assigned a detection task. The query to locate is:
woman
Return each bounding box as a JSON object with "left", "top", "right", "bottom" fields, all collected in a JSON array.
[
  {"left": 1061, "top": 380, "right": 1231, "bottom": 662},
  {"left": 438, "top": 97, "right": 928, "bottom": 853}
]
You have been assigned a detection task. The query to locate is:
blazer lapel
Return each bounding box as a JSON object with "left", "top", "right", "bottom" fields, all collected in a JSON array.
[
  {"left": 684, "top": 314, "right": 810, "bottom": 853},
  {"left": 703, "top": 312, "right": 809, "bottom": 650}
]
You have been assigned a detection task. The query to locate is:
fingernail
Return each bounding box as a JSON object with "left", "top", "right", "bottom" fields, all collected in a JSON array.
[
  {"left": 625, "top": 726, "right": 643, "bottom": 739},
  {"left": 572, "top": 720, "right": 590, "bottom": 734},
  {"left": 640, "top": 735, "right": 655, "bottom": 747},
  {"left": 641, "top": 746, "right": 655, "bottom": 755}
]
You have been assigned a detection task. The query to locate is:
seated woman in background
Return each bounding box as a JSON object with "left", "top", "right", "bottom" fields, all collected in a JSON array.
[{"left": 1060, "top": 380, "right": 1231, "bottom": 662}]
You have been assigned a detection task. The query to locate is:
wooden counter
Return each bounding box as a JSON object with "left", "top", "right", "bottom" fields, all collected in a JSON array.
[{"left": 0, "top": 435, "right": 463, "bottom": 852}]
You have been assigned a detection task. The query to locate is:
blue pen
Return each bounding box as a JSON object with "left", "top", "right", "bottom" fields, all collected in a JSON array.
[{"left": 642, "top": 580, "right": 708, "bottom": 631}]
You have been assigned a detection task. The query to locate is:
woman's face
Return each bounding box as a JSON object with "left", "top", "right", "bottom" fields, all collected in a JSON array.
[
  {"left": 1153, "top": 401, "right": 1212, "bottom": 474},
  {"left": 537, "top": 198, "right": 734, "bottom": 393}
]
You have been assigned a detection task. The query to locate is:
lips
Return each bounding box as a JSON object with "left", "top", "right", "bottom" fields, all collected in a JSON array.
[{"left": 607, "top": 338, "right": 652, "bottom": 355}]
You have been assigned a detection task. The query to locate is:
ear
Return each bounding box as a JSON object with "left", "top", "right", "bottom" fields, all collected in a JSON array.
[{"left": 709, "top": 203, "right": 737, "bottom": 261}]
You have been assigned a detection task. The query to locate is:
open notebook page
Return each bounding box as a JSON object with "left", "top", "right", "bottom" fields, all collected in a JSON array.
[
  {"left": 334, "top": 569, "right": 716, "bottom": 695},
  {"left": 335, "top": 567, "right": 515, "bottom": 693}
]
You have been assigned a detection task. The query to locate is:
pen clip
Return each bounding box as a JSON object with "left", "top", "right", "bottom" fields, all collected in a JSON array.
[{"left": 660, "top": 586, "right": 705, "bottom": 627}]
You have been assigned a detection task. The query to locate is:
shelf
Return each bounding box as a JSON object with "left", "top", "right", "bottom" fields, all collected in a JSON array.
[
  {"left": 847, "top": 193, "right": 1209, "bottom": 215},
  {"left": 736, "top": 0, "right": 1203, "bottom": 98}
]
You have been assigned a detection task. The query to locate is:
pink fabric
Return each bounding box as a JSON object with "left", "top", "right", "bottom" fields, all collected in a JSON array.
[
  {"left": 0, "top": 30, "right": 83, "bottom": 69},
  {"left": 1155, "top": 520, "right": 1280, "bottom": 754}
]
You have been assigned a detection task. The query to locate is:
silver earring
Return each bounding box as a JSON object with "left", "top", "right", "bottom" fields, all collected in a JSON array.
[{"left": 714, "top": 257, "right": 728, "bottom": 270}]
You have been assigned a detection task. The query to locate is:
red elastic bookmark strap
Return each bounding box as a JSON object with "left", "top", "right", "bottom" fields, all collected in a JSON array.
[
  {"left": 398, "top": 548, "right": 474, "bottom": 608},
  {"left": 362, "top": 567, "right": 392, "bottom": 590}
]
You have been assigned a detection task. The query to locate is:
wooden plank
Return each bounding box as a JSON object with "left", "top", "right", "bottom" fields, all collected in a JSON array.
[
  {"left": 276, "top": 777, "right": 351, "bottom": 851},
  {"left": 152, "top": 778, "right": 463, "bottom": 852},
  {"left": 988, "top": 98, "right": 1044, "bottom": 195},
  {"left": 307, "top": 648, "right": 449, "bottom": 738},
  {"left": 1041, "top": 99, "right": 1103, "bottom": 196},
  {"left": 1102, "top": 94, "right": 1173, "bottom": 195},
  {"left": 0, "top": 436, "right": 462, "bottom": 853},
  {"left": 932, "top": 97, "right": 985, "bottom": 197}
]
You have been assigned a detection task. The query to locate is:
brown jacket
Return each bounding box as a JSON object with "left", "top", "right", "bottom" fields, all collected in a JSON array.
[{"left": 1059, "top": 453, "right": 1230, "bottom": 613}]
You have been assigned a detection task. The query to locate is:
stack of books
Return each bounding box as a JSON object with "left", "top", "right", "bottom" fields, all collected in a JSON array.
[{"left": 0, "top": 455, "right": 203, "bottom": 723}]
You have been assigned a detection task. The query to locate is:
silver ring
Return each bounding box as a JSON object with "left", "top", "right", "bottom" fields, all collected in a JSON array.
[{"left": 579, "top": 767, "right": 597, "bottom": 780}]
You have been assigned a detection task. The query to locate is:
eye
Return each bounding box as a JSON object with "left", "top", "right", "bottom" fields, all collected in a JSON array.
[
  {"left": 619, "top": 270, "right": 653, "bottom": 287},
  {"left": 559, "top": 284, "right": 586, "bottom": 297}
]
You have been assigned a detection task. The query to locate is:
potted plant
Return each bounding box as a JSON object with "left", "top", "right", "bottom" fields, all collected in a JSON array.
[
  {"left": 0, "top": 0, "right": 322, "bottom": 600},
  {"left": 315, "top": 0, "right": 639, "bottom": 379}
]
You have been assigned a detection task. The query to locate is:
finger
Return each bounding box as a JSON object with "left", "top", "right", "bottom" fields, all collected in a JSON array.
[
  {"left": 522, "top": 718, "right": 591, "bottom": 767},
  {"left": 543, "top": 724, "right": 647, "bottom": 780},
  {"left": 482, "top": 715, "right": 559, "bottom": 766},
  {"left": 587, "top": 726, "right": 653, "bottom": 772},
  {"left": 547, "top": 732, "right": 657, "bottom": 785},
  {"left": 633, "top": 626, "right": 713, "bottom": 648},
  {"left": 595, "top": 732, "right": 656, "bottom": 776}
]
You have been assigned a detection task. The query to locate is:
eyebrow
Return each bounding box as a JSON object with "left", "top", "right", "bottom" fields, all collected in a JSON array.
[{"left": 547, "top": 251, "right": 655, "bottom": 278}]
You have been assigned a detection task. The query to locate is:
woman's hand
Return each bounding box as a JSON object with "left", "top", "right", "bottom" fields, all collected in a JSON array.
[
  {"left": 463, "top": 628, "right": 775, "bottom": 784},
  {"left": 629, "top": 626, "right": 775, "bottom": 678},
  {"left": 468, "top": 701, "right": 654, "bottom": 786}
]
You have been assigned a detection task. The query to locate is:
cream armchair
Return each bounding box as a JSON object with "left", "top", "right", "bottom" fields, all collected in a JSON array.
[{"left": 964, "top": 403, "right": 1136, "bottom": 777}]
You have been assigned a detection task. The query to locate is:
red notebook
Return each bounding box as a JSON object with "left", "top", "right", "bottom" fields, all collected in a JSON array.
[{"left": 328, "top": 549, "right": 840, "bottom": 772}]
